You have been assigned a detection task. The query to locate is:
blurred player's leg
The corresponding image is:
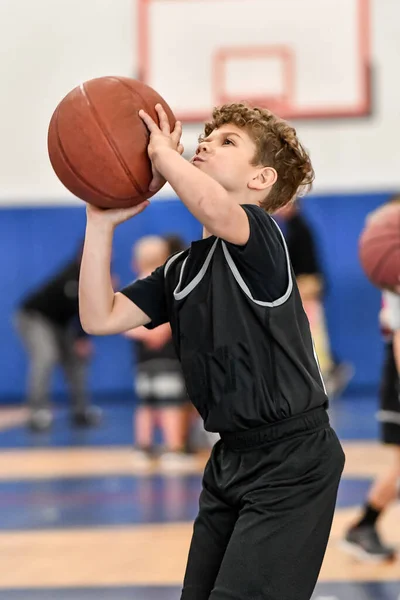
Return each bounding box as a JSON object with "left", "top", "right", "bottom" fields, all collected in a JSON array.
[
  {"left": 302, "top": 298, "right": 333, "bottom": 378},
  {"left": 343, "top": 341, "right": 398, "bottom": 561},
  {"left": 134, "top": 405, "right": 154, "bottom": 448},
  {"left": 158, "top": 405, "right": 197, "bottom": 471},
  {"left": 15, "top": 311, "right": 58, "bottom": 431},
  {"left": 152, "top": 367, "right": 197, "bottom": 470},
  {"left": 133, "top": 369, "right": 156, "bottom": 467},
  {"left": 303, "top": 298, "right": 353, "bottom": 397},
  {"left": 132, "top": 406, "right": 156, "bottom": 467},
  {"left": 59, "top": 328, "right": 101, "bottom": 427},
  {"left": 159, "top": 406, "right": 185, "bottom": 452},
  {"left": 368, "top": 447, "right": 400, "bottom": 508}
]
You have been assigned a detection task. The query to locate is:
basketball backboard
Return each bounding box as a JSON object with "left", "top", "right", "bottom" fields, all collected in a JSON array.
[{"left": 137, "top": 0, "right": 371, "bottom": 121}]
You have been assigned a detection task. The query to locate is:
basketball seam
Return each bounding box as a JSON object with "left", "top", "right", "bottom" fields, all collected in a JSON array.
[
  {"left": 113, "top": 77, "right": 154, "bottom": 120},
  {"left": 113, "top": 78, "right": 167, "bottom": 177},
  {"left": 81, "top": 82, "right": 146, "bottom": 198},
  {"left": 361, "top": 230, "right": 400, "bottom": 240},
  {"left": 360, "top": 236, "right": 400, "bottom": 251},
  {"left": 113, "top": 77, "right": 175, "bottom": 195},
  {"left": 54, "top": 107, "right": 138, "bottom": 203}
]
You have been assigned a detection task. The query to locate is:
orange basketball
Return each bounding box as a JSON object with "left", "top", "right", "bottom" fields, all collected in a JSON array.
[
  {"left": 48, "top": 76, "right": 176, "bottom": 208},
  {"left": 358, "top": 203, "right": 400, "bottom": 289}
]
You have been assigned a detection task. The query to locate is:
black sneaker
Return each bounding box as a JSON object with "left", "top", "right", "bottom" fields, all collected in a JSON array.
[
  {"left": 342, "top": 525, "right": 396, "bottom": 562},
  {"left": 71, "top": 406, "right": 102, "bottom": 428}
]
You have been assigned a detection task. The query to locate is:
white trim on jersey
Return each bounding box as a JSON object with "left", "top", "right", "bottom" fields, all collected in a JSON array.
[
  {"left": 221, "top": 218, "right": 326, "bottom": 392},
  {"left": 164, "top": 250, "right": 186, "bottom": 276},
  {"left": 173, "top": 238, "right": 219, "bottom": 300},
  {"left": 164, "top": 220, "right": 326, "bottom": 393},
  {"left": 221, "top": 217, "right": 293, "bottom": 307},
  {"left": 169, "top": 216, "right": 292, "bottom": 305},
  {"left": 311, "top": 338, "right": 327, "bottom": 394}
]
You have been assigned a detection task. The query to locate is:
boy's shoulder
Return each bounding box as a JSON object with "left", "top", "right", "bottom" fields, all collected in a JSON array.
[{"left": 239, "top": 204, "right": 285, "bottom": 247}]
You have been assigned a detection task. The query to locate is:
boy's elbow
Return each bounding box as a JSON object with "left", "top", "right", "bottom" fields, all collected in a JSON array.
[
  {"left": 80, "top": 320, "right": 99, "bottom": 336},
  {"left": 79, "top": 315, "right": 106, "bottom": 336},
  {"left": 82, "top": 324, "right": 109, "bottom": 336}
]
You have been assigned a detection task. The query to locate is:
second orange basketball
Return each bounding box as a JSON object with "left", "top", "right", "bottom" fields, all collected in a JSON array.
[
  {"left": 359, "top": 202, "right": 400, "bottom": 290},
  {"left": 48, "top": 76, "right": 176, "bottom": 208}
]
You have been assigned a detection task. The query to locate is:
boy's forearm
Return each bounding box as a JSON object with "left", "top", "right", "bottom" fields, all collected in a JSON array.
[
  {"left": 153, "top": 148, "right": 231, "bottom": 228},
  {"left": 79, "top": 222, "right": 115, "bottom": 332}
]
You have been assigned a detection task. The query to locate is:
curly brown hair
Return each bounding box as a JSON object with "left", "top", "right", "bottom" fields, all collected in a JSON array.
[{"left": 203, "top": 103, "right": 314, "bottom": 212}]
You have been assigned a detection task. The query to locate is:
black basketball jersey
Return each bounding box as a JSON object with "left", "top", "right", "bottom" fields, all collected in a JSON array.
[
  {"left": 121, "top": 205, "right": 327, "bottom": 433},
  {"left": 21, "top": 259, "right": 82, "bottom": 329}
]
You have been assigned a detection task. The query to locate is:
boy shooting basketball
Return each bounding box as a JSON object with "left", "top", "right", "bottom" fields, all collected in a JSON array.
[{"left": 79, "top": 103, "right": 345, "bottom": 599}]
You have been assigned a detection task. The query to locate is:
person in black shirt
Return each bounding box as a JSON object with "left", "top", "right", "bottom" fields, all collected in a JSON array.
[
  {"left": 276, "top": 201, "right": 354, "bottom": 397},
  {"left": 15, "top": 243, "right": 101, "bottom": 431},
  {"left": 79, "top": 103, "right": 345, "bottom": 600},
  {"left": 276, "top": 200, "right": 322, "bottom": 277}
]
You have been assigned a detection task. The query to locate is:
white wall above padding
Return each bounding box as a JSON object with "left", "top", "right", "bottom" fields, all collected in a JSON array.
[{"left": 1, "top": 0, "right": 400, "bottom": 205}]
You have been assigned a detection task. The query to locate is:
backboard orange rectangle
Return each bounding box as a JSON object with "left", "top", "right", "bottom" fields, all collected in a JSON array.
[{"left": 138, "top": 0, "right": 371, "bottom": 122}]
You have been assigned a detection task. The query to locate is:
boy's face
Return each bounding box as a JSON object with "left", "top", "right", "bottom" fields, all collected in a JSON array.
[{"left": 190, "top": 123, "right": 261, "bottom": 193}]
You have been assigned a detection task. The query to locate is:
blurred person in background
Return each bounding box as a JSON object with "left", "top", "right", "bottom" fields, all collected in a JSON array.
[
  {"left": 343, "top": 196, "right": 400, "bottom": 561},
  {"left": 164, "top": 234, "right": 220, "bottom": 454},
  {"left": 275, "top": 200, "right": 353, "bottom": 398},
  {"left": 125, "top": 234, "right": 195, "bottom": 470},
  {"left": 15, "top": 241, "right": 102, "bottom": 432}
]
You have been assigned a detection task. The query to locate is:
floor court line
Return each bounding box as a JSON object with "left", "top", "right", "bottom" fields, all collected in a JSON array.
[{"left": 0, "top": 395, "right": 399, "bottom": 598}]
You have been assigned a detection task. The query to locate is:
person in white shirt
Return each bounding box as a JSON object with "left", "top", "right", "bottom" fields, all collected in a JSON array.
[{"left": 343, "top": 234, "right": 400, "bottom": 561}]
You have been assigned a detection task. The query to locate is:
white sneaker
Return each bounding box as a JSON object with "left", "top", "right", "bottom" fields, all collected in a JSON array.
[
  {"left": 159, "top": 452, "right": 198, "bottom": 473},
  {"left": 131, "top": 448, "right": 153, "bottom": 470},
  {"left": 29, "top": 408, "right": 53, "bottom": 432}
]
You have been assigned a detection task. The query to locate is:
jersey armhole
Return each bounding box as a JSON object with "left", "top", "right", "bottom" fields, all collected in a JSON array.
[
  {"left": 221, "top": 217, "right": 293, "bottom": 307},
  {"left": 165, "top": 250, "right": 186, "bottom": 276}
]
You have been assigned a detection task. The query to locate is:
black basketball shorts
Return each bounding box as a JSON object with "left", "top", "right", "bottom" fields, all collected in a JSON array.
[
  {"left": 377, "top": 342, "right": 400, "bottom": 445},
  {"left": 135, "top": 358, "right": 187, "bottom": 408},
  {"left": 181, "top": 408, "right": 345, "bottom": 600}
]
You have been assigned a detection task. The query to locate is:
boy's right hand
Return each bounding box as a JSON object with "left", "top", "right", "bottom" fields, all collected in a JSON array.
[
  {"left": 86, "top": 200, "right": 150, "bottom": 228},
  {"left": 139, "top": 104, "right": 184, "bottom": 192}
]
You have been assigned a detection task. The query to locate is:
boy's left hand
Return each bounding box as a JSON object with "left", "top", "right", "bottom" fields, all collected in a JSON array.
[{"left": 139, "top": 104, "right": 183, "bottom": 191}]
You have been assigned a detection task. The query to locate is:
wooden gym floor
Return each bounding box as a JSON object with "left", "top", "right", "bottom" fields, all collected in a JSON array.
[{"left": 0, "top": 394, "right": 399, "bottom": 600}]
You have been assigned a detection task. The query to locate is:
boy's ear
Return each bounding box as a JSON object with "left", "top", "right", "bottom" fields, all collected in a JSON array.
[{"left": 248, "top": 166, "right": 277, "bottom": 191}]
